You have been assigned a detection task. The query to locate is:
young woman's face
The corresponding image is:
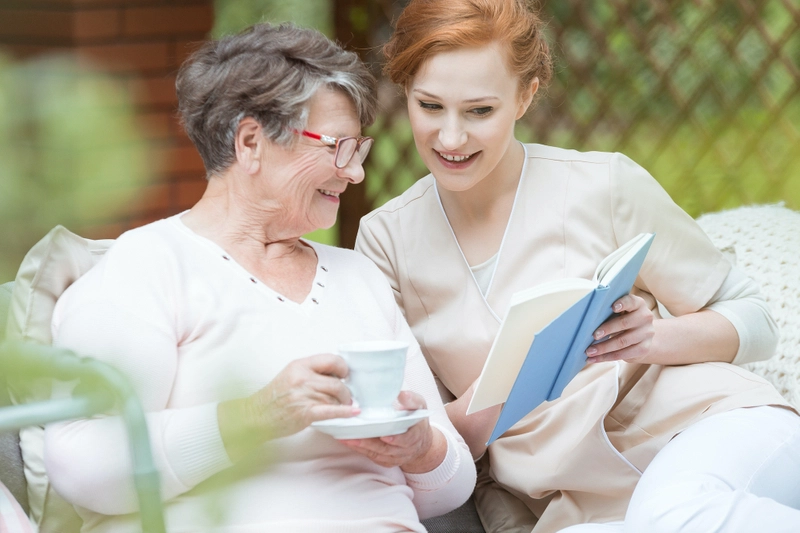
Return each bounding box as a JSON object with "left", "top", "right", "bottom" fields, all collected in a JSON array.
[{"left": 406, "top": 43, "right": 533, "bottom": 193}]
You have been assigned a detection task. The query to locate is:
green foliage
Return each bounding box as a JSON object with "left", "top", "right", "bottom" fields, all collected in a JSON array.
[
  {"left": 303, "top": 224, "right": 338, "bottom": 245},
  {"left": 210, "top": 0, "right": 800, "bottom": 226},
  {"left": 0, "top": 53, "right": 154, "bottom": 283},
  {"left": 530, "top": 0, "right": 800, "bottom": 216},
  {"left": 213, "top": 0, "right": 333, "bottom": 37},
  {"left": 364, "top": 114, "right": 428, "bottom": 210}
]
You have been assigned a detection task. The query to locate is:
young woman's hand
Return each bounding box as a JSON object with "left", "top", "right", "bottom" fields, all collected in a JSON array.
[
  {"left": 585, "top": 293, "right": 655, "bottom": 364},
  {"left": 339, "top": 391, "right": 447, "bottom": 473}
]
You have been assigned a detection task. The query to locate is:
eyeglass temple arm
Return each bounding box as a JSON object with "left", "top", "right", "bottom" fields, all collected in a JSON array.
[{"left": 298, "top": 130, "right": 337, "bottom": 145}]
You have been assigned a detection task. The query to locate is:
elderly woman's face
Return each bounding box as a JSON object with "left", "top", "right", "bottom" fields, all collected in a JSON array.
[{"left": 264, "top": 87, "right": 365, "bottom": 235}]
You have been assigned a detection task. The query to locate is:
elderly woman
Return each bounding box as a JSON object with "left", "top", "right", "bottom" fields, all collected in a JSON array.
[{"left": 43, "top": 23, "right": 475, "bottom": 533}]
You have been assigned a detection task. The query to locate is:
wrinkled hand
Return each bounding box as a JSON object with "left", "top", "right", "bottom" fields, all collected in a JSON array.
[
  {"left": 585, "top": 294, "right": 655, "bottom": 363},
  {"left": 339, "top": 391, "right": 446, "bottom": 473},
  {"left": 247, "top": 353, "right": 358, "bottom": 439}
]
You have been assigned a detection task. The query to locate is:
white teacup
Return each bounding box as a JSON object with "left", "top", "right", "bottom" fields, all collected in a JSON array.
[{"left": 339, "top": 340, "right": 408, "bottom": 420}]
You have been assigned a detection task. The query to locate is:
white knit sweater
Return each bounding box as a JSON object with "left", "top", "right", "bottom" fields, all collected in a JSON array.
[{"left": 45, "top": 215, "right": 475, "bottom": 533}]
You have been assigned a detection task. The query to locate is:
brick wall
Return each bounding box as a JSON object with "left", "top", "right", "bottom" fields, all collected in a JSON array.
[{"left": 0, "top": 0, "right": 214, "bottom": 239}]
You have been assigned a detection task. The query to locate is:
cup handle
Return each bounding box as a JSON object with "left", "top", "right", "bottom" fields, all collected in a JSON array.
[{"left": 341, "top": 377, "right": 359, "bottom": 408}]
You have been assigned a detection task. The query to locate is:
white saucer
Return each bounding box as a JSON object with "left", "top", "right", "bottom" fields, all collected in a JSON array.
[{"left": 311, "top": 409, "right": 430, "bottom": 439}]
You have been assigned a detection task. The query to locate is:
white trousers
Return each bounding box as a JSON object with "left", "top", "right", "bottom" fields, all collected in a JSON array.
[{"left": 558, "top": 406, "right": 800, "bottom": 533}]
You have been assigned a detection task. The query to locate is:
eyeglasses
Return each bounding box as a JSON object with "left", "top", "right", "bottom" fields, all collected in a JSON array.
[{"left": 296, "top": 130, "right": 374, "bottom": 169}]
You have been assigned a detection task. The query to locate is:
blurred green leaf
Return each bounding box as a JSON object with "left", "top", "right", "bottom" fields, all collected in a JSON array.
[{"left": 0, "top": 53, "right": 154, "bottom": 282}]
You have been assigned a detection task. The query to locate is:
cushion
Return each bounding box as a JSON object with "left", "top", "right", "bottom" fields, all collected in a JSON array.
[
  {"left": 421, "top": 496, "right": 486, "bottom": 533},
  {"left": 6, "top": 226, "right": 113, "bottom": 345},
  {"left": 2, "top": 283, "right": 29, "bottom": 515},
  {"left": 696, "top": 204, "right": 800, "bottom": 409},
  {"left": 0, "top": 431, "right": 26, "bottom": 517},
  {"left": 6, "top": 226, "right": 113, "bottom": 533},
  {"left": 0, "top": 480, "right": 35, "bottom": 533}
]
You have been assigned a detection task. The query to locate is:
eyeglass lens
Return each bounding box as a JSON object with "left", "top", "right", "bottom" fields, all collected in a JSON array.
[{"left": 334, "top": 137, "right": 374, "bottom": 169}]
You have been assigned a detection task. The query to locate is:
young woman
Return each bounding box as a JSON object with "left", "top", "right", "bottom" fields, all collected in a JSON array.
[{"left": 356, "top": 1, "right": 800, "bottom": 532}]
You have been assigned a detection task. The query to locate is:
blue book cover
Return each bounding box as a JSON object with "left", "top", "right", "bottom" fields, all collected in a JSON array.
[{"left": 467, "top": 233, "right": 655, "bottom": 445}]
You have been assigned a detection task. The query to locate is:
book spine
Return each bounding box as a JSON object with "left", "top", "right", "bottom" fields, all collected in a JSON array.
[{"left": 546, "top": 288, "right": 600, "bottom": 401}]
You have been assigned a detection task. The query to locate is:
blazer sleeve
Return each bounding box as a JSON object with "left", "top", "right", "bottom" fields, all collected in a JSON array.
[
  {"left": 608, "top": 152, "right": 732, "bottom": 316},
  {"left": 355, "top": 213, "right": 406, "bottom": 314}
]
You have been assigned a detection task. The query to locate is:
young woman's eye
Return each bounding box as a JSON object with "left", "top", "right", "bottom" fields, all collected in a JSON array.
[
  {"left": 419, "top": 101, "right": 442, "bottom": 111},
  {"left": 471, "top": 106, "right": 493, "bottom": 116}
]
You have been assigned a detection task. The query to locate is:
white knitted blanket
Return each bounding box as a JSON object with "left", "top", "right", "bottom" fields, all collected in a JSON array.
[{"left": 696, "top": 204, "right": 800, "bottom": 410}]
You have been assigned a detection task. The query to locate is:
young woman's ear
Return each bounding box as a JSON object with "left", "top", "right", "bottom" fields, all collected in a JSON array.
[
  {"left": 516, "top": 77, "right": 540, "bottom": 120},
  {"left": 234, "top": 117, "right": 264, "bottom": 175}
]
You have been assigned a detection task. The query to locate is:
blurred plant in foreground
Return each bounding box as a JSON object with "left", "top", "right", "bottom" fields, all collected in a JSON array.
[{"left": 0, "top": 52, "right": 154, "bottom": 283}]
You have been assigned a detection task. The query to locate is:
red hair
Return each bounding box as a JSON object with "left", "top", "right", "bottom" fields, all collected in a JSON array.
[{"left": 383, "top": 0, "right": 552, "bottom": 94}]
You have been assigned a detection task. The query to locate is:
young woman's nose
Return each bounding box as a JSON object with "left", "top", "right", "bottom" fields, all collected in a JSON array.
[{"left": 438, "top": 116, "right": 468, "bottom": 150}]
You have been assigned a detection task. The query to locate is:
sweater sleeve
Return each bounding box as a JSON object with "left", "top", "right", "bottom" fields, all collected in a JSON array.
[
  {"left": 44, "top": 232, "right": 233, "bottom": 516},
  {"left": 45, "top": 299, "right": 233, "bottom": 516},
  {"left": 392, "top": 301, "right": 476, "bottom": 519}
]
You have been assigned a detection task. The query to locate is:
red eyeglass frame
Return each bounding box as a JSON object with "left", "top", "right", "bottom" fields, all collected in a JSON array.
[{"left": 295, "top": 129, "right": 374, "bottom": 169}]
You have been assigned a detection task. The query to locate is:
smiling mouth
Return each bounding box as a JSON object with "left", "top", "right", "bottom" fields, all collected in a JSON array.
[
  {"left": 319, "top": 189, "right": 341, "bottom": 197},
  {"left": 435, "top": 150, "right": 475, "bottom": 163}
]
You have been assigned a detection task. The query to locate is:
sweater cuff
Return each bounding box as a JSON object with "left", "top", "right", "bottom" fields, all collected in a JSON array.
[
  {"left": 403, "top": 422, "right": 461, "bottom": 491},
  {"left": 165, "top": 402, "right": 233, "bottom": 489}
]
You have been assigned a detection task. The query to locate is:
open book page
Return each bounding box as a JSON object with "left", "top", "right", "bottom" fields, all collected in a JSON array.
[
  {"left": 467, "top": 233, "right": 655, "bottom": 426},
  {"left": 593, "top": 233, "right": 653, "bottom": 286},
  {"left": 467, "top": 279, "right": 595, "bottom": 414}
]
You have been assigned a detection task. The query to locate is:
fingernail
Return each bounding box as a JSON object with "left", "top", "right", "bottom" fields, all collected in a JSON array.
[
  {"left": 594, "top": 329, "right": 604, "bottom": 339},
  {"left": 586, "top": 347, "right": 597, "bottom": 356},
  {"left": 614, "top": 303, "right": 622, "bottom": 311}
]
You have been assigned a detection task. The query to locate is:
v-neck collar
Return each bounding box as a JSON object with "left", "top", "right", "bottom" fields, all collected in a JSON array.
[
  {"left": 433, "top": 143, "right": 529, "bottom": 322},
  {"left": 169, "top": 214, "right": 330, "bottom": 312}
]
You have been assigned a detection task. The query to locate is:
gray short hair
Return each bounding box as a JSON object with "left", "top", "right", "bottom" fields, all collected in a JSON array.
[{"left": 176, "top": 23, "right": 378, "bottom": 178}]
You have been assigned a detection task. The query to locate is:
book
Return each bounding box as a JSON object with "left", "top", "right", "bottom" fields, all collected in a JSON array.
[{"left": 466, "top": 233, "right": 655, "bottom": 445}]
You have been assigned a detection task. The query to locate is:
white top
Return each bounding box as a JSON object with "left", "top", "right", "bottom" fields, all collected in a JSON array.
[
  {"left": 45, "top": 215, "right": 475, "bottom": 533},
  {"left": 469, "top": 254, "right": 499, "bottom": 297}
]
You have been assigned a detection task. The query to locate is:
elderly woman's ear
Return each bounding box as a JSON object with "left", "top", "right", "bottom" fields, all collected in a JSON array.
[{"left": 234, "top": 117, "right": 266, "bottom": 175}]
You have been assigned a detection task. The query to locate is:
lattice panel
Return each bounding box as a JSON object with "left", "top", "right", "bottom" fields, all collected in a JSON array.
[{"left": 363, "top": 0, "right": 800, "bottom": 218}]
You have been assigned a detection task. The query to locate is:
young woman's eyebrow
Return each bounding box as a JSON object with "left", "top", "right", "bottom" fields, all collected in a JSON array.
[{"left": 412, "top": 88, "right": 499, "bottom": 103}]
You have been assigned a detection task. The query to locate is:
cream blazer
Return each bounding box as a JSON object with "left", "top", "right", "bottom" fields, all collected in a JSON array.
[{"left": 356, "top": 143, "right": 790, "bottom": 532}]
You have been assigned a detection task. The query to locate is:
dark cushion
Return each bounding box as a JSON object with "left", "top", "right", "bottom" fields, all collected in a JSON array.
[
  {"left": 421, "top": 496, "right": 486, "bottom": 532},
  {"left": 0, "top": 431, "right": 27, "bottom": 514},
  {"left": 0, "top": 281, "right": 28, "bottom": 513}
]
